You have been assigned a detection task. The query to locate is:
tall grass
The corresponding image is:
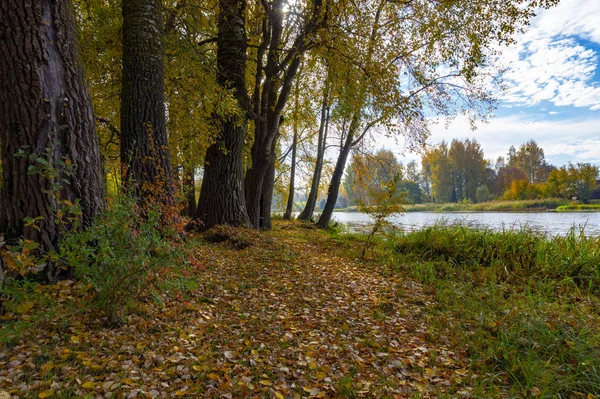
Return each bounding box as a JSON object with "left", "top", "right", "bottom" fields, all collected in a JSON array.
[
  {"left": 557, "top": 204, "right": 600, "bottom": 211},
  {"left": 404, "top": 198, "right": 569, "bottom": 213},
  {"left": 382, "top": 224, "right": 600, "bottom": 397},
  {"left": 391, "top": 224, "right": 600, "bottom": 289}
]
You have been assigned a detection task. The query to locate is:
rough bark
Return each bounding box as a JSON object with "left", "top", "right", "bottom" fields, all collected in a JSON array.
[
  {"left": 0, "top": 0, "right": 104, "bottom": 279},
  {"left": 193, "top": 0, "right": 251, "bottom": 229},
  {"left": 298, "top": 89, "right": 329, "bottom": 221},
  {"left": 121, "top": 0, "right": 174, "bottom": 202}
]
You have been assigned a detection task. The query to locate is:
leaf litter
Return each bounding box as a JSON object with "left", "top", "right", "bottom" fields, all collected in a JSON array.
[{"left": 0, "top": 221, "right": 473, "bottom": 398}]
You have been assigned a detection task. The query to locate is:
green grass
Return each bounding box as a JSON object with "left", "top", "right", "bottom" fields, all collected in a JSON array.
[
  {"left": 403, "top": 198, "right": 569, "bottom": 212},
  {"left": 371, "top": 224, "right": 600, "bottom": 397},
  {"left": 557, "top": 204, "right": 600, "bottom": 211}
]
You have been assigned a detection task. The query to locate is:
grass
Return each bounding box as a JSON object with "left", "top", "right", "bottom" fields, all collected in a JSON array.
[
  {"left": 374, "top": 223, "right": 600, "bottom": 397},
  {"left": 557, "top": 204, "right": 600, "bottom": 211}
]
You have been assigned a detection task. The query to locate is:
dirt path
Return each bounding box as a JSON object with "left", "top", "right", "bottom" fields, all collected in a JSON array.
[{"left": 185, "top": 224, "right": 471, "bottom": 398}]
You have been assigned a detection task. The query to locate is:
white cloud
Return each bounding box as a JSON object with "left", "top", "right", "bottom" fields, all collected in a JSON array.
[
  {"left": 499, "top": 0, "right": 600, "bottom": 110},
  {"left": 381, "top": 114, "right": 600, "bottom": 166}
]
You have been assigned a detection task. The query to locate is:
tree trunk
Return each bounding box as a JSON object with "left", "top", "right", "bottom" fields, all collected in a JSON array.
[
  {"left": 298, "top": 89, "right": 329, "bottom": 221},
  {"left": 183, "top": 167, "right": 196, "bottom": 217},
  {"left": 120, "top": 0, "right": 174, "bottom": 202},
  {"left": 0, "top": 0, "right": 104, "bottom": 280},
  {"left": 193, "top": 0, "right": 251, "bottom": 229},
  {"left": 246, "top": 0, "right": 323, "bottom": 229},
  {"left": 316, "top": 123, "right": 356, "bottom": 229},
  {"left": 283, "top": 131, "right": 297, "bottom": 220},
  {"left": 259, "top": 155, "right": 276, "bottom": 229}
]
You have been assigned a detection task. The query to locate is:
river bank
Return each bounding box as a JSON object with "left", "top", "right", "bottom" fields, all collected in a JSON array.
[
  {"left": 2, "top": 221, "right": 599, "bottom": 397},
  {"left": 332, "top": 198, "right": 572, "bottom": 213}
]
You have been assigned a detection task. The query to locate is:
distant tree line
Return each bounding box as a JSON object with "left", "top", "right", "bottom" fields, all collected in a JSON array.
[
  {"left": 340, "top": 139, "right": 598, "bottom": 207},
  {"left": 420, "top": 139, "right": 598, "bottom": 204}
]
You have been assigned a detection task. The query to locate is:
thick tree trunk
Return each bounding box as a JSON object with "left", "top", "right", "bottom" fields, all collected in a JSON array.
[
  {"left": 0, "top": 0, "right": 104, "bottom": 280},
  {"left": 298, "top": 90, "right": 329, "bottom": 221},
  {"left": 316, "top": 124, "right": 356, "bottom": 229},
  {"left": 193, "top": 0, "right": 251, "bottom": 229},
  {"left": 121, "top": 0, "right": 174, "bottom": 202},
  {"left": 283, "top": 131, "right": 297, "bottom": 220}
]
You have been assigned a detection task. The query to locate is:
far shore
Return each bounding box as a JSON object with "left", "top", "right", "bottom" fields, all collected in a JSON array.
[{"left": 325, "top": 199, "right": 600, "bottom": 213}]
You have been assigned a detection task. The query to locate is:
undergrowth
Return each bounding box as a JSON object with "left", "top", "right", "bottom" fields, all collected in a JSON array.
[
  {"left": 380, "top": 224, "right": 600, "bottom": 397},
  {"left": 0, "top": 191, "right": 186, "bottom": 334}
]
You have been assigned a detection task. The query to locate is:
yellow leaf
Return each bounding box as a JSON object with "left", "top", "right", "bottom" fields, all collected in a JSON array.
[
  {"left": 41, "top": 361, "right": 54, "bottom": 373},
  {"left": 274, "top": 392, "right": 284, "bottom": 399},
  {"left": 259, "top": 380, "right": 272, "bottom": 386},
  {"left": 70, "top": 335, "right": 80, "bottom": 343},
  {"left": 175, "top": 389, "right": 188, "bottom": 396},
  {"left": 38, "top": 390, "right": 53, "bottom": 398},
  {"left": 16, "top": 301, "right": 35, "bottom": 314},
  {"left": 455, "top": 369, "right": 468, "bottom": 376},
  {"left": 81, "top": 381, "right": 95, "bottom": 389},
  {"left": 192, "top": 365, "right": 203, "bottom": 371},
  {"left": 207, "top": 373, "right": 219, "bottom": 380}
]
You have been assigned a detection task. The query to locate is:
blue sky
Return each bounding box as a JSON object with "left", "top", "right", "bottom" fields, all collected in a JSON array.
[{"left": 395, "top": 0, "right": 600, "bottom": 167}]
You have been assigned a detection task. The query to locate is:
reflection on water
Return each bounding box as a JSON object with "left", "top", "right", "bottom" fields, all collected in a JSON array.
[{"left": 329, "top": 211, "right": 600, "bottom": 236}]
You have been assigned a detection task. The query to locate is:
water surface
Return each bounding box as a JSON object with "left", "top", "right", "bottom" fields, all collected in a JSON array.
[{"left": 330, "top": 211, "right": 600, "bottom": 236}]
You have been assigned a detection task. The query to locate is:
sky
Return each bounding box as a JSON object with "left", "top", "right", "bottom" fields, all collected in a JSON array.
[{"left": 390, "top": 0, "right": 600, "bottom": 167}]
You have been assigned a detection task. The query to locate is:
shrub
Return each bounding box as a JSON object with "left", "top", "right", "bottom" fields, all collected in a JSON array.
[{"left": 60, "top": 192, "right": 182, "bottom": 324}]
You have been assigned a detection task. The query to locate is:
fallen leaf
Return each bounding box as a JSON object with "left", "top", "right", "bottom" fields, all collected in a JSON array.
[{"left": 455, "top": 369, "right": 468, "bottom": 376}]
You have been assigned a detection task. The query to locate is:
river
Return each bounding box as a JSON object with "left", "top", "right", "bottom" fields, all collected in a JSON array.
[{"left": 329, "top": 211, "right": 600, "bottom": 236}]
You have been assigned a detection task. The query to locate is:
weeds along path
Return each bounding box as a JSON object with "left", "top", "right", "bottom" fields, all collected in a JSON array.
[{"left": 185, "top": 221, "right": 472, "bottom": 398}]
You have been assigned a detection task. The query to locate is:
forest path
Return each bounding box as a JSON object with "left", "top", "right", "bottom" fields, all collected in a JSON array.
[
  {"left": 186, "top": 221, "right": 471, "bottom": 398},
  {"left": 0, "top": 221, "right": 472, "bottom": 399}
]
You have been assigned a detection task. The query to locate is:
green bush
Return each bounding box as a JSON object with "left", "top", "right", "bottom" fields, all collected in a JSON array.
[{"left": 60, "top": 193, "right": 181, "bottom": 324}]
